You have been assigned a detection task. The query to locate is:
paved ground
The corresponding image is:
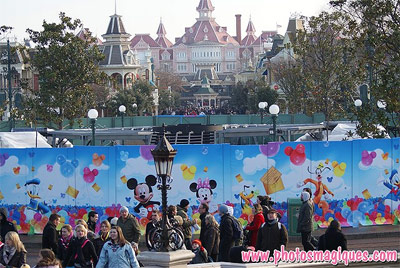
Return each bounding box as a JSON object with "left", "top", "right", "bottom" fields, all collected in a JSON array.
[{"left": 22, "top": 225, "right": 400, "bottom": 266}]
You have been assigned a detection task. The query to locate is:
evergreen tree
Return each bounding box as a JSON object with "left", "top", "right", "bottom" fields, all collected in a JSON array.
[{"left": 22, "top": 13, "right": 106, "bottom": 129}]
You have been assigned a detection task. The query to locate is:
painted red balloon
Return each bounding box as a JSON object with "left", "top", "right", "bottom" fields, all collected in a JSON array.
[{"left": 284, "top": 144, "right": 306, "bottom": 166}]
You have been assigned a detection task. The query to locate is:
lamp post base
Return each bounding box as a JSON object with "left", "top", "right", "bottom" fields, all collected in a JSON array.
[{"left": 137, "top": 250, "right": 195, "bottom": 268}]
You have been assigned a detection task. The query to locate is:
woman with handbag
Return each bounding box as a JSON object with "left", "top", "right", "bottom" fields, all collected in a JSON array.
[{"left": 96, "top": 226, "right": 140, "bottom": 268}]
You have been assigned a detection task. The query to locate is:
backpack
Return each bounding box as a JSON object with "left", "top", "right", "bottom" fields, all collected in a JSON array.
[{"left": 229, "top": 215, "right": 243, "bottom": 241}]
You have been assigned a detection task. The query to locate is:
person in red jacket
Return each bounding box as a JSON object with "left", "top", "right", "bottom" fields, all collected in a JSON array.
[{"left": 245, "top": 204, "right": 265, "bottom": 247}]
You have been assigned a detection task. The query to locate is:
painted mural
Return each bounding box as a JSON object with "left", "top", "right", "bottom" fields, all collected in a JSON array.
[{"left": 0, "top": 138, "right": 399, "bottom": 235}]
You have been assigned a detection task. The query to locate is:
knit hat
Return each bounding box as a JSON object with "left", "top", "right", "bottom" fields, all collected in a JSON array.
[
  {"left": 120, "top": 206, "right": 129, "bottom": 213},
  {"left": 110, "top": 217, "right": 118, "bottom": 226},
  {"left": 192, "top": 239, "right": 204, "bottom": 251},
  {"left": 192, "top": 239, "right": 202, "bottom": 247},
  {"left": 218, "top": 204, "right": 229, "bottom": 214},
  {"left": 180, "top": 199, "right": 190, "bottom": 208},
  {"left": 301, "top": 191, "right": 310, "bottom": 202}
]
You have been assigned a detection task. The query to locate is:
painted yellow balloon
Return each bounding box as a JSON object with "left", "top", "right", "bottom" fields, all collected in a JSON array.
[
  {"left": 332, "top": 161, "right": 346, "bottom": 177},
  {"left": 181, "top": 164, "right": 197, "bottom": 180}
]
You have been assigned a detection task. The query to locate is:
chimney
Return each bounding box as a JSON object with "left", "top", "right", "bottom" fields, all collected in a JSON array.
[{"left": 235, "top": 14, "right": 242, "bottom": 45}]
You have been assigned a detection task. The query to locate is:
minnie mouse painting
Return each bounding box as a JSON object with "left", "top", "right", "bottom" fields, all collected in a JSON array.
[
  {"left": 127, "top": 175, "right": 160, "bottom": 219},
  {"left": 190, "top": 178, "right": 217, "bottom": 205}
]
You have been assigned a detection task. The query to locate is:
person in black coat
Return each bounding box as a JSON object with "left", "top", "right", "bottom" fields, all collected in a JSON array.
[
  {"left": 256, "top": 208, "right": 288, "bottom": 252},
  {"left": 57, "top": 224, "right": 74, "bottom": 267},
  {"left": 0, "top": 208, "right": 17, "bottom": 243},
  {"left": 63, "top": 224, "right": 97, "bottom": 268},
  {"left": 318, "top": 220, "right": 347, "bottom": 251},
  {"left": 87, "top": 211, "right": 98, "bottom": 233},
  {"left": 93, "top": 220, "right": 111, "bottom": 257},
  {"left": 0, "top": 231, "right": 27, "bottom": 268},
  {"left": 42, "top": 213, "right": 61, "bottom": 255},
  {"left": 199, "top": 203, "right": 210, "bottom": 244},
  {"left": 218, "top": 204, "right": 234, "bottom": 262},
  {"left": 202, "top": 214, "right": 219, "bottom": 262}
]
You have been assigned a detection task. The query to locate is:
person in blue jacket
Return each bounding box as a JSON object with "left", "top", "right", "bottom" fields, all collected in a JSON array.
[{"left": 96, "top": 226, "right": 140, "bottom": 268}]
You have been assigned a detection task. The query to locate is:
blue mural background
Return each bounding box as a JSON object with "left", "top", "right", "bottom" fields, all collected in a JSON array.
[{"left": 0, "top": 138, "right": 399, "bottom": 234}]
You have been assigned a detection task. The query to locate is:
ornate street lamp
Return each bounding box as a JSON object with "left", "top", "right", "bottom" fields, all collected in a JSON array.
[
  {"left": 119, "top": 105, "right": 126, "bottom": 128},
  {"left": 132, "top": 103, "right": 138, "bottom": 116},
  {"left": 258, "top": 101, "right": 267, "bottom": 124},
  {"left": 88, "top": 109, "right": 98, "bottom": 146},
  {"left": 269, "top": 104, "right": 280, "bottom": 141},
  {"left": 149, "top": 126, "right": 183, "bottom": 252}
]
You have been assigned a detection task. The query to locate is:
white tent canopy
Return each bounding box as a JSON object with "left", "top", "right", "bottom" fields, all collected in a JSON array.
[
  {"left": 0, "top": 132, "right": 52, "bottom": 148},
  {"left": 296, "top": 123, "right": 390, "bottom": 141}
]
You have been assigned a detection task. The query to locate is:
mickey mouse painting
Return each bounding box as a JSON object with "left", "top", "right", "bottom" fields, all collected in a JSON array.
[
  {"left": 190, "top": 178, "right": 217, "bottom": 205},
  {"left": 127, "top": 175, "right": 160, "bottom": 219}
]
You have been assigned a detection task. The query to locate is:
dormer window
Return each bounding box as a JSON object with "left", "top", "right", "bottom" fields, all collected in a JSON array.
[
  {"left": 203, "top": 26, "right": 208, "bottom": 33},
  {"left": 189, "top": 28, "right": 194, "bottom": 33}
]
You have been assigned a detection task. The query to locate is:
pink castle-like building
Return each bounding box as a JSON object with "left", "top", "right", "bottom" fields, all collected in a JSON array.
[{"left": 129, "top": 0, "right": 277, "bottom": 79}]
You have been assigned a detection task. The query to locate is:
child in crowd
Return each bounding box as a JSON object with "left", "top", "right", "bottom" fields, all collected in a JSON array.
[{"left": 190, "top": 239, "right": 209, "bottom": 264}]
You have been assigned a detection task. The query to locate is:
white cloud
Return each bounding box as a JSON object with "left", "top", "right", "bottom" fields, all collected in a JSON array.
[
  {"left": 170, "top": 164, "right": 197, "bottom": 203},
  {"left": 89, "top": 163, "right": 109, "bottom": 171},
  {"left": 242, "top": 154, "right": 274, "bottom": 175},
  {"left": 120, "top": 157, "right": 155, "bottom": 177},
  {"left": 0, "top": 155, "right": 29, "bottom": 176},
  {"left": 358, "top": 149, "right": 392, "bottom": 171}
]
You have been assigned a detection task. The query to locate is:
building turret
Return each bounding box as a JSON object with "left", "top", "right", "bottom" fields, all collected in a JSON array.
[{"left": 196, "top": 0, "right": 215, "bottom": 20}]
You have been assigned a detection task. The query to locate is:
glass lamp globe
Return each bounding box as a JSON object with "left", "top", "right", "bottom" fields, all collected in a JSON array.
[
  {"left": 354, "top": 99, "right": 362, "bottom": 107},
  {"left": 119, "top": 105, "right": 126, "bottom": 113},
  {"left": 88, "top": 109, "right": 98, "bottom": 119},
  {"left": 269, "top": 104, "right": 280, "bottom": 115}
]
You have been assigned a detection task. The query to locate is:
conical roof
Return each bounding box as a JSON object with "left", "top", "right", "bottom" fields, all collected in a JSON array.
[
  {"left": 196, "top": 0, "right": 215, "bottom": 12},
  {"left": 105, "top": 14, "right": 127, "bottom": 35},
  {"left": 246, "top": 19, "right": 256, "bottom": 33}
]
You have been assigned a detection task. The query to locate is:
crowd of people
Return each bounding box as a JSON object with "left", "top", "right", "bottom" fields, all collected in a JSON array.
[
  {"left": 159, "top": 105, "right": 245, "bottom": 117},
  {"left": 0, "top": 190, "right": 349, "bottom": 267}
]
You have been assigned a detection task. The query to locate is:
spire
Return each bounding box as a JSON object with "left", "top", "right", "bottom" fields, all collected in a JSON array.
[
  {"left": 155, "top": 18, "right": 173, "bottom": 48},
  {"left": 156, "top": 18, "right": 167, "bottom": 37},
  {"left": 114, "top": 0, "right": 117, "bottom": 15},
  {"left": 105, "top": 13, "right": 127, "bottom": 35},
  {"left": 246, "top": 17, "right": 256, "bottom": 34},
  {"left": 196, "top": 0, "right": 214, "bottom": 20}
]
